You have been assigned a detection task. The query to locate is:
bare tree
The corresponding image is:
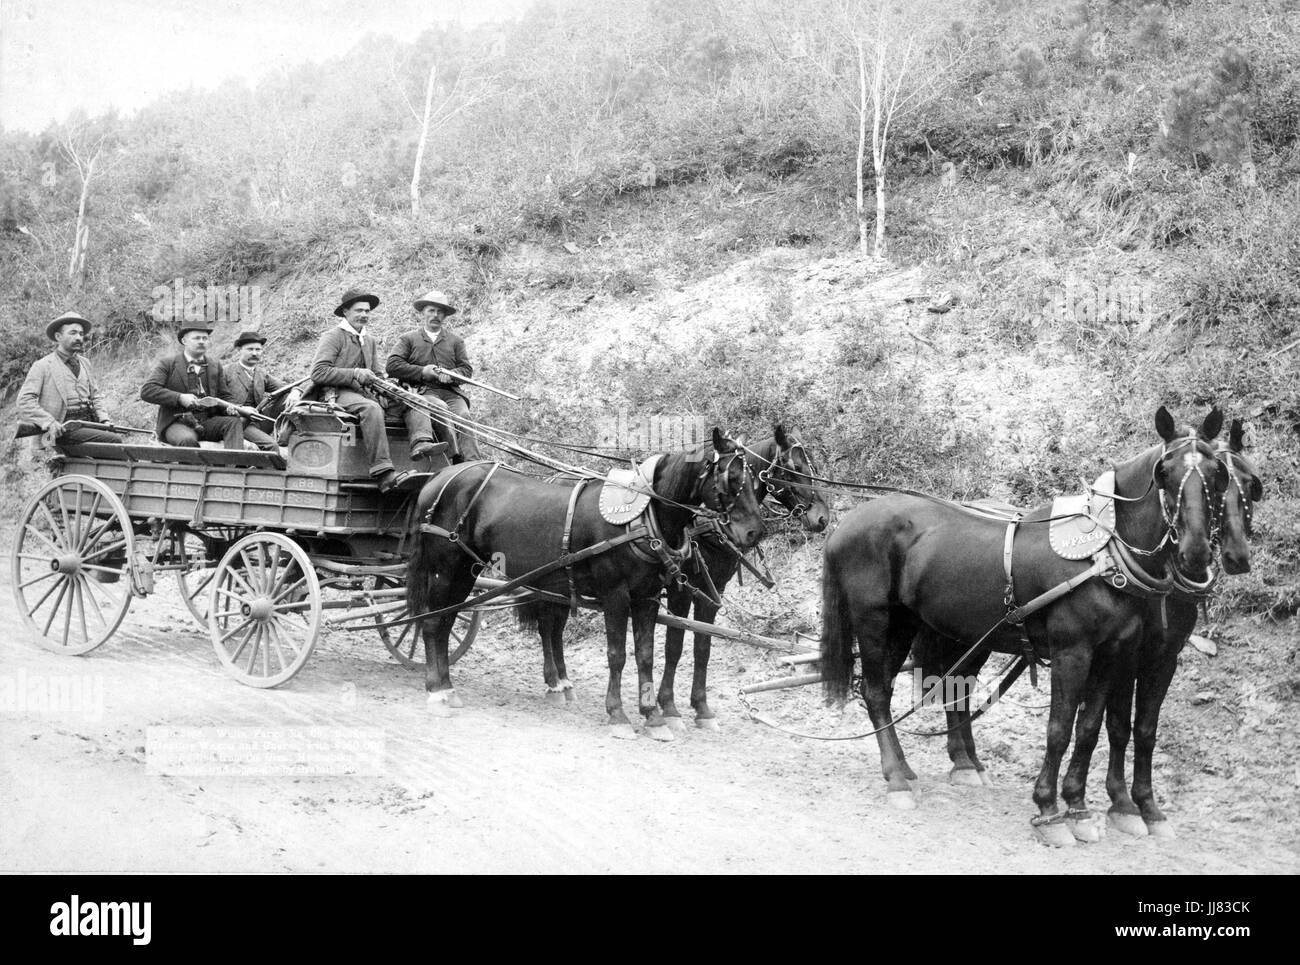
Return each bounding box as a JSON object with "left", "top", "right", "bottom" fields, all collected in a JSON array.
[
  {"left": 391, "top": 41, "right": 500, "bottom": 217},
  {"left": 747, "top": 0, "right": 967, "bottom": 259},
  {"left": 58, "top": 125, "right": 114, "bottom": 287}
]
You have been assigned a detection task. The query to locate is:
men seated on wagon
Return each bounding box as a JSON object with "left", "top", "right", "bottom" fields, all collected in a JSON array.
[
  {"left": 386, "top": 289, "right": 480, "bottom": 464},
  {"left": 140, "top": 323, "right": 249, "bottom": 449},
  {"left": 18, "top": 311, "right": 124, "bottom": 446},
  {"left": 222, "top": 329, "right": 305, "bottom": 451},
  {"left": 308, "top": 288, "right": 438, "bottom": 492}
]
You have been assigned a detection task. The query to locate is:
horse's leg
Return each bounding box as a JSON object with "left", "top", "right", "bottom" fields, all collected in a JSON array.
[
  {"left": 688, "top": 594, "right": 720, "bottom": 730},
  {"left": 657, "top": 583, "right": 690, "bottom": 728},
  {"left": 1060, "top": 641, "right": 1119, "bottom": 844},
  {"left": 424, "top": 561, "right": 474, "bottom": 715},
  {"left": 1131, "top": 638, "right": 1184, "bottom": 838},
  {"left": 543, "top": 604, "right": 575, "bottom": 703},
  {"left": 947, "top": 643, "right": 992, "bottom": 787},
  {"left": 1104, "top": 637, "right": 1147, "bottom": 837},
  {"left": 1031, "top": 636, "right": 1093, "bottom": 847},
  {"left": 603, "top": 588, "right": 636, "bottom": 739},
  {"left": 856, "top": 602, "right": 919, "bottom": 807},
  {"left": 633, "top": 595, "right": 673, "bottom": 742}
]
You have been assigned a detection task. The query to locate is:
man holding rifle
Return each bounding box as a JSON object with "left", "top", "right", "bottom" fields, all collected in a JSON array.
[
  {"left": 19, "top": 311, "right": 124, "bottom": 445},
  {"left": 386, "top": 289, "right": 481, "bottom": 463},
  {"left": 140, "top": 323, "right": 247, "bottom": 449},
  {"left": 223, "top": 330, "right": 300, "bottom": 451}
]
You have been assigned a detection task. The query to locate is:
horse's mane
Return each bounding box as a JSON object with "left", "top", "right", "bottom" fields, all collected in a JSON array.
[{"left": 652, "top": 443, "right": 709, "bottom": 506}]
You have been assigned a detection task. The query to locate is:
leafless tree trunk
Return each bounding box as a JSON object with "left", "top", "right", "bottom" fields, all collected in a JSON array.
[
  {"left": 411, "top": 60, "right": 438, "bottom": 216},
  {"left": 61, "top": 135, "right": 104, "bottom": 288}
]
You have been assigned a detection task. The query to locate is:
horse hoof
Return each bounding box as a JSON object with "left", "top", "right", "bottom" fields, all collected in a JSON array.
[
  {"left": 544, "top": 689, "right": 566, "bottom": 705},
  {"left": 949, "top": 767, "right": 983, "bottom": 787},
  {"left": 663, "top": 715, "right": 686, "bottom": 732},
  {"left": 1067, "top": 815, "right": 1101, "bottom": 844},
  {"left": 886, "top": 790, "right": 917, "bottom": 810},
  {"left": 609, "top": 723, "right": 638, "bottom": 740},
  {"left": 1033, "top": 822, "right": 1077, "bottom": 849},
  {"left": 1107, "top": 812, "right": 1149, "bottom": 837},
  {"left": 695, "top": 716, "right": 720, "bottom": 732},
  {"left": 1146, "top": 820, "right": 1177, "bottom": 840},
  {"left": 645, "top": 725, "right": 675, "bottom": 743},
  {"left": 978, "top": 770, "right": 993, "bottom": 787},
  {"left": 426, "top": 691, "right": 454, "bottom": 717}
]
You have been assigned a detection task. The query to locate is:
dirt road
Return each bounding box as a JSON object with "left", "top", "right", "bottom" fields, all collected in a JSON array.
[{"left": 1, "top": 557, "right": 1294, "bottom": 874}]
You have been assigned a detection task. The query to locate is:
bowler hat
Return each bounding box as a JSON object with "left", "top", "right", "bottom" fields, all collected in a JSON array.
[
  {"left": 233, "top": 330, "right": 267, "bottom": 348},
  {"left": 177, "top": 323, "right": 215, "bottom": 342},
  {"left": 46, "top": 311, "right": 92, "bottom": 341},
  {"left": 413, "top": 290, "right": 456, "bottom": 315},
  {"left": 334, "top": 288, "right": 380, "bottom": 317}
]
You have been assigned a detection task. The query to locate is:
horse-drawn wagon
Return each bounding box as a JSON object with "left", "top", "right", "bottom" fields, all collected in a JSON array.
[{"left": 11, "top": 402, "right": 480, "bottom": 687}]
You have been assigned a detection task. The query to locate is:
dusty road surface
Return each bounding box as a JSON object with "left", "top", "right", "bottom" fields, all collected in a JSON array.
[{"left": 1, "top": 550, "right": 1295, "bottom": 874}]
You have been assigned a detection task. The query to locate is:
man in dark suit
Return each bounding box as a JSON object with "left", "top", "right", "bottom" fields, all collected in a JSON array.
[
  {"left": 140, "top": 324, "right": 248, "bottom": 448},
  {"left": 223, "top": 330, "right": 299, "bottom": 450},
  {"left": 309, "top": 288, "right": 436, "bottom": 492}
]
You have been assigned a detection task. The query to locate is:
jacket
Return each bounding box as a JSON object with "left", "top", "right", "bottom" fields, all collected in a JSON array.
[
  {"left": 18, "top": 352, "right": 103, "bottom": 431},
  {"left": 385, "top": 327, "right": 472, "bottom": 403},
  {"left": 222, "top": 362, "right": 290, "bottom": 409},
  {"left": 140, "top": 352, "right": 237, "bottom": 439},
  {"left": 309, "top": 323, "right": 385, "bottom": 391}
]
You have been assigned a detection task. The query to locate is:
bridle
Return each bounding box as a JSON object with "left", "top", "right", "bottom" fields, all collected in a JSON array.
[
  {"left": 751, "top": 439, "right": 820, "bottom": 519},
  {"left": 1214, "top": 445, "right": 1258, "bottom": 539},
  {"left": 1110, "top": 433, "right": 1219, "bottom": 560}
]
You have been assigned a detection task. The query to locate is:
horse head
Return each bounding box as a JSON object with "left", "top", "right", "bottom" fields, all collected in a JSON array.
[
  {"left": 760, "top": 424, "right": 830, "bottom": 532},
  {"left": 697, "top": 428, "right": 765, "bottom": 550},
  {"left": 1152, "top": 405, "right": 1228, "bottom": 576},
  {"left": 1216, "top": 418, "right": 1264, "bottom": 575}
]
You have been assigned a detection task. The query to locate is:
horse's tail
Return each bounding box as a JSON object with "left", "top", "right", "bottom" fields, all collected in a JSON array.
[
  {"left": 406, "top": 525, "right": 438, "bottom": 618},
  {"left": 820, "top": 550, "right": 857, "bottom": 706},
  {"left": 515, "top": 599, "right": 542, "bottom": 637}
]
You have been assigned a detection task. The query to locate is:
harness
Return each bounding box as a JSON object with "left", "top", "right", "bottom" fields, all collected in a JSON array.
[{"left": 365, "top": 448, "right": 752, "bottom": 630}]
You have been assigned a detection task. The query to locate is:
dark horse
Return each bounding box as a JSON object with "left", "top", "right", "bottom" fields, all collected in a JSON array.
[
  {"left": 406, "top": 429, "right": 765, "bottom": 739},
  {"left": 820, "top": 407, "right": 1226, "bottom": 846},
  {"left": 1097, "top": 418, "right": 1262, "bottom": 839},
  {"left": 658, "top": 424, "right": 831, "bottom": 729}
]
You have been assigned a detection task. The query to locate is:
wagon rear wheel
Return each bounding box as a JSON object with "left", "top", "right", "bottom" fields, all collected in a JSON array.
[
  {"left": 372, "top": 574, "right": 480, "bottom": 669},
  {"left": 209, "top": 533, "right": 320, "bottom": 688},
  {"left": 174, "top": 526, "right": 246, "bottom": 626},
  {"left": 11, "top": 475, "right": 133, "bottom": 655}
]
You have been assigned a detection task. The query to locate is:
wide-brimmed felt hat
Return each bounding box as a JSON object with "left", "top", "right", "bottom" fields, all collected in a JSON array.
[
  {"left": 46, "top": 311, "right": 92, "bottom": 341},
  {"left": 334, "top": 288, "right": 380, "bottom": 317},
  {"left": 176, "top": 323, "right": 215, "bottom": 342},
  {"left": 233, "top": 330, "right": 267, "bottom": 348},
  {"left": 413, "top": 290, "right": 456, "bottom": 315}
]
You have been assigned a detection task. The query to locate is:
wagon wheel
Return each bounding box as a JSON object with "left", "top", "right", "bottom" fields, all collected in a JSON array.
[
  {"left": 371, "top": 574, "right": 480, "bottom": 669},
  {"left": 209, "top": 532, "right": 321, "bottom": 688},
  {"left": 174, "top": 526, "right": 246, "bottom": 626},
  {"left": 11, "top": 475, "right": 134, "bottom": 655}
]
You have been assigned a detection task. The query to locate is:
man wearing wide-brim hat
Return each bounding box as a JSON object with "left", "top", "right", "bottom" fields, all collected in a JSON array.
[
  {"left": 140, "top": 322, "right": 247, "bottom": 449},
  {"left": 308, "top": 288, "right": 437, "bottom": 492},
  {"left": 223, "top": 330, "right": 306, "bottom": 450},
  {"left": 385, "top": 289, "right": 480, "bottom": 463},
  {"left": 18, "top": 311, "right": 123, "bottom": 446}
]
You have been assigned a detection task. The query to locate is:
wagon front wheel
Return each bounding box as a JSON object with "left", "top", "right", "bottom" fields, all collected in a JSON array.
[
  {"left": 11, "top": 475, "right": 133, "bottom": 655},
  {"left": 209, "top": 533, "right": 320, "bottom": 688}
]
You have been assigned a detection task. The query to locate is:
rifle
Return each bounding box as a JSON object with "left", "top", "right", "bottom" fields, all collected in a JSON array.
[
  {"left": 429, "top": 367, "right": 521, "bottom": 402},
  {"left": 15, "top": 419, "right": 151, "bottom": 442}
]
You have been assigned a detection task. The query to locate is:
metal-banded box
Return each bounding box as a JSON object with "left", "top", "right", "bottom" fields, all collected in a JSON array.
[{"left": 282, "top": 410, "right": 448, "bottom": 478}]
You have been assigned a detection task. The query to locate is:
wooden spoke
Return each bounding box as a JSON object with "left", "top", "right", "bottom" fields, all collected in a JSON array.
[{"left": 209, "top": 533, "right": 320, "bottom": 688}]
